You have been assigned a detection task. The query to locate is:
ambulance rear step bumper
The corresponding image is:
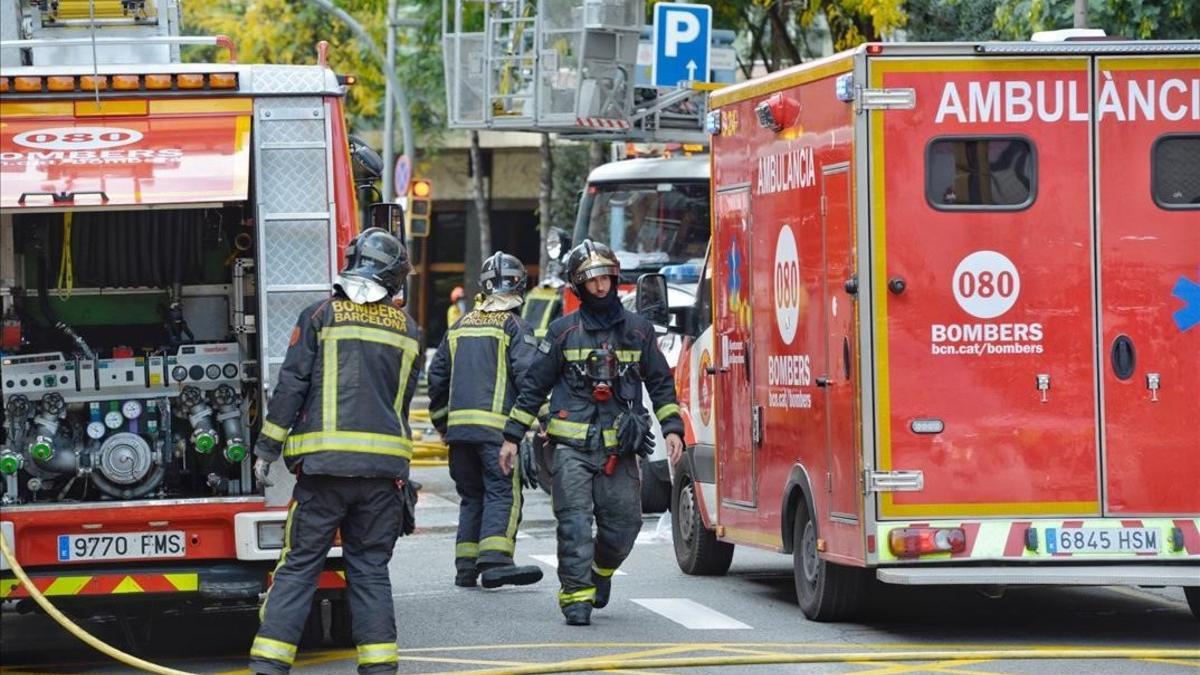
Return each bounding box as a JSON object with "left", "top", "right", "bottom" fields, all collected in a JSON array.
[{"left": 877, "top": 565, "right": 1200, "bottom": 587}]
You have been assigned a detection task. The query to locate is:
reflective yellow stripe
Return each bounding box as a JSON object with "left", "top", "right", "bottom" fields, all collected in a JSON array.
[
  {"left": 283, "top": 431, "right": 413, "bottom": 459},
  {"left": 261, "top": 420, "right": 289, "bottom": 442},
  {"left": 430, "top": 407, "right": 449, "bottom": 422},
  {"left": 558, "top": 587, "right": 596, "bottom": 606},
  {"left": 323, "top": 332, "right": 338, "bottom": 432},
  {"left": 455, "top": 542, "right": 479, "bottom": 558},
  {"left": 509, "top": 408, "right": 537, "bottom": 427},
  {"left": 393, "top": 345, "right": 417, "bottom": 422},
  {"left": 321, "top": 325, "right": 419, "bottom": 351},
  {"left": 655, "top": 403, "right": 680, "bottom": 422},
  {"left": 538, "top": 297, "right": 556, "bottom": 331},
  {"left": 547, "top": 418, "right": 588, "bottom": 440},
  {"left": 164, "top": 573, "right": 199, "bottom": 591},
  {"left": 603, "top": 428, "right": 618, "bottom": 448},
  {"left": 592, "top": 563, "right": 617, "bottom": 578},
  {"left": 357, "top": 642, "right": 397, "bottom": 665},
  {"left": 450, "top": 326, "right": 508, "bottom": 340},
  {"left": 259, "top": 500, "right": 298, "bottom": 621},
  {"left": 507, "top": 446, "right": 522, "bottom": 545},
  {"left": 250, "top": 636, "right": 297, "bottom": 665},
  {"left": 563, "top": 349, "right": 640, "bottom": 363},
  {"left": 492, "top": 333, "right": 510, "bottom": 414},
  {"left": 448, "top": 409, "right": 508, "bottom": 429},
  {"left": 479, "top": 535, "right": 514, "bottom": 555},
  {"left": 44, "top": 576, "right": 92, "bottom": 596}
]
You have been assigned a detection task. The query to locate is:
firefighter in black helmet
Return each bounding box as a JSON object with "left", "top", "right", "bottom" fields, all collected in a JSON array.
[
  {"left": 500, "top": 240, "right": 684, "bottom": 626},
  {"left": 427, "top": 251, "right": 544, "bottom": 589},
  {"left": 249, "top": 227, "right": 420, "bottom": 675}
]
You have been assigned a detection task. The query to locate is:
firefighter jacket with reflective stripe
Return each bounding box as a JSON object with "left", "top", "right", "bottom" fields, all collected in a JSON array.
[
  {"left": 427, "top": 309, "right": 539, "bottom": 444},
  {"left": 254, "top": 296, "right": 422, "bottom": 479},
  {"left": 521, "top": 285, "right": 562, "bottom": 339},
  {"left": 502, "top": 308, "right": 683, "bottom": 449}
]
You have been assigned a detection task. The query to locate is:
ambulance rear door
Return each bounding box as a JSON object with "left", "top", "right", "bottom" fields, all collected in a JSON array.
[
  {"left": 1095, "top": 55, "right": 1200, "bottom": 516},
  {"left": 868, "top": 55, "right": 1100, "bottom": 520}
]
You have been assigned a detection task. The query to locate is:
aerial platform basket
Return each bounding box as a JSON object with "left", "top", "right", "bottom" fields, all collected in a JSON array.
[{"left": 442, "top": 0, "right": 710, "bottom": 142}]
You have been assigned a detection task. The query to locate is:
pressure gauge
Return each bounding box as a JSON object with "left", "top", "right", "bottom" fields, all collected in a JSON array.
[
  {"left": 104, "top": 410, "right": 124, "bottom": 430},
  {"left": 86, "top": 421, "right": 107, "bottom": 440},
  {"left": 122, "top": 400, "right": 144, "bottom": 420}
]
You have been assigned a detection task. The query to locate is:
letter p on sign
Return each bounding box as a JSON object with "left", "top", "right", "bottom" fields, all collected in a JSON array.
[
  {"left": 665, "top": 11, "right": 700, "bottom": 56},
  {"left": 652, "top": 2, "right": 712, "bottom": 88}
]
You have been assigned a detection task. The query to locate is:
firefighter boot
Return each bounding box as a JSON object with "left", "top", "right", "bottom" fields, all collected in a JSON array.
[
  {"left": 455, "top": 569, "right": 478, "bottom": 588},
  {"left": 562, "top": 602, "right": 592, "bottom": 626},
  {"left": 592, "top": 571, "right": 612, "bottom": 609},
  {"left": 479, "top": 564, "right": 544, "bottom": 589}
]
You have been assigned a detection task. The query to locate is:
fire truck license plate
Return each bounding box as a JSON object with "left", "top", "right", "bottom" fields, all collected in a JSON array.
[
  {"left": 1045, "top": 528, "right": 1158, "bottom": 554},
  {"left": 57, "top": 532, "right": 186, "bottom": 562}
]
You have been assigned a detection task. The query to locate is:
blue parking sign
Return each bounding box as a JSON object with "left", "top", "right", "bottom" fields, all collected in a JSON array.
[{"left": 652, "top": 2, "right": 712, "bottom": 88}]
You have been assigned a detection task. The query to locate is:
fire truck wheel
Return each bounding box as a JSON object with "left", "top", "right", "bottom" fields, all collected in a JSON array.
[
  {"left": 300, "top": 599, "right": 326, "bottom": 646},
  {"left": 671, "top": 467, "right": 733, "bottom": 575},
  {"left": 793, "top": 502, "right": 867, "bottom": 621},
  {"left": 329, "top": 597, "right": 353, "bottom": 646},
  {"left": 1185, "top": 587, "right": 1200, "bottom": 621}
]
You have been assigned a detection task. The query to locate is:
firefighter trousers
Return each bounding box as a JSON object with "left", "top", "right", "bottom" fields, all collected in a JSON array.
[
  {"left": 449, "top": 441, "right": 523, "bottom": 572},
  {"left": 551, "top": 444, "right": 641, "bottom": 609},
  {"left": 250, "top": 474, "right": 403, "bottom": 675}
]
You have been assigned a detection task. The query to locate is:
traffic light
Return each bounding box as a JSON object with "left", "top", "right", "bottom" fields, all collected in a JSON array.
[{"left": 407, "top": 178, "right": 433, "bottom": 238}]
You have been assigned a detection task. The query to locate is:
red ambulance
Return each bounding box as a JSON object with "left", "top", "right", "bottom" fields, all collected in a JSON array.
[{"left": 666, "top": 39, "right": 1200, "bottom": 621}]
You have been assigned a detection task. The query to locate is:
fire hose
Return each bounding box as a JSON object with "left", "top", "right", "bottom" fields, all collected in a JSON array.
[{"left": 0, "top": 533, "right": 194, "bottom": 675}]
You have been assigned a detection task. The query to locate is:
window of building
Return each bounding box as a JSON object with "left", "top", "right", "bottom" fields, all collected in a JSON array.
[
  {"left": 1152, "top": 135, "right": 1200, "bottom": 210},
  {"left": 926, "top": 137, "right": 1036, "bottom": 210}
]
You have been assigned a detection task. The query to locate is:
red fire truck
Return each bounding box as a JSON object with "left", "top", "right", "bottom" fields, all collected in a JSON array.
[
  {"left": 0, "top": 0, "right": 372, "bottom": 642},
  {"left": 665, "top": 38, "right": 1200, "bottom": 620}
]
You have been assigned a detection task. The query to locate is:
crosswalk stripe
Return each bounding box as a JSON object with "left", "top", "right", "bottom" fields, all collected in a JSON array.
[
  {"left": 631, "top": 598, "right": 752, "bottom": 630},
  {"left": 528, "top": 554, "right": 626, "bottom": 575},
  {"left": 416, "top": 493, "right": 459, "bottom": 510}
]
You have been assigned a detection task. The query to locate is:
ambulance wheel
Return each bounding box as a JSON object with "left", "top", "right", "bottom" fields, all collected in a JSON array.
[
  {"left": 672, "top": 465, "right": 733, "bottom": 575},
  {"left": 1185, "top": 587, "right": 1200, "bottom": 621},
  {"left": 793, "top": 501, "right": 867, "bottom": 621}
]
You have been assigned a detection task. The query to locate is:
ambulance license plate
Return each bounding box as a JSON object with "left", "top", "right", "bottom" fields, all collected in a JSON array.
[
  {"left": 1045, "top": 527, "right": 1158, "bottom": 554},
  {"left": 57, "top": 532, "right": 186, "bottom": 562}
]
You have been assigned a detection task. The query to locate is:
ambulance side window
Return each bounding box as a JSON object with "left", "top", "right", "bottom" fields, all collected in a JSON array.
[
  {"left": 693, "top": 250, "right": 713, "bottom": 335},
  {"left": 1151, "top": 134, "right": 1200, "bottom": 210},
  {"left": 925, "top": 137, "right": 1036, "bottom": 210}
]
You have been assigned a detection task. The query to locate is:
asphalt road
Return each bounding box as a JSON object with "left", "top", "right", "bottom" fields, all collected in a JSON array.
[{"left": 2, "top": 465, "right": 1197, "bottom": 674}]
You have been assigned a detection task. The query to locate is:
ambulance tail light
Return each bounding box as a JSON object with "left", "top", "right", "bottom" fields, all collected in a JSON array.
[
  {"left": 888, "top": 527, "right": 966, "bottom": 558},
  {"left": 80, "top": 75, "right": 108, "bottom": 90}
]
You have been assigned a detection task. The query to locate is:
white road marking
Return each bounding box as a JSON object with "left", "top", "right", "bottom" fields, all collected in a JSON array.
[
  {"left": 416, "top": 493, "right": 460, "bottom": 510},
  {"left": 528, "top": 554, "right": 626, "bottom": 575},
  {"left": 631, "top": 598, "right": 752, "bottom": 630}
]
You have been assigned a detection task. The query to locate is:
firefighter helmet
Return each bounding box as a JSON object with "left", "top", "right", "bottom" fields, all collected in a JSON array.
[
  {"left": 340, "top": 227, "right": 411, "bottom": 296},
  {"left": 565, "top": 240, "right": 620, "bottom": 295},
  {"left": 481, "top": 251, "right": 528, "bottom": 298}
]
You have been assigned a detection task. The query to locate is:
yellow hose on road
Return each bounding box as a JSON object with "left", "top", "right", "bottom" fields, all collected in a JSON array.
[
  {"left": 0, "top": 534, "right": 195, "bottom": 675},
  {"left": 446, "top": 647, "right": 1200, "bottom": 674}
]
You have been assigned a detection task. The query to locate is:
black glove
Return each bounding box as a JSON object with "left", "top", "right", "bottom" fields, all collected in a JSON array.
[
  {"left": 518, "top": 435, "right": 539, "bottom": 490},
  {"left": 398, "top": 479, "right": 419, "bottom": 536},
  {"left": 616, "top": 408, "right": 654, "bottom": 457}
]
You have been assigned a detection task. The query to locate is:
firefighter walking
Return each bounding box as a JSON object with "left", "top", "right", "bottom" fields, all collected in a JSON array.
[
  {"left": 249, "top": 228, "right": 421, "bottom": 674},
  {"left": 428, "top": 251, "right": 544, "bottom": 589},
  {"left": 500, "top": 240, "right": 684, "bottom": 626}
]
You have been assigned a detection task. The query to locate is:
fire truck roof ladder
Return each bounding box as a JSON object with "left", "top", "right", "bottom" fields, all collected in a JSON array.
[{"left": 442, "top": 0, "right": 712, "bottom": 143}]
